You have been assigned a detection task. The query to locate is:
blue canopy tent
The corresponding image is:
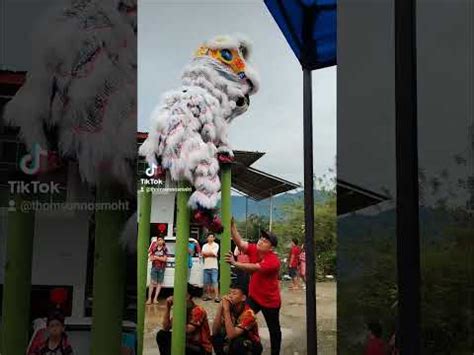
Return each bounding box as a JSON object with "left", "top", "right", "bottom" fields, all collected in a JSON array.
[
  {"left": 266, "top": 0, "right": 421, "bottom": 354},
  {"left": 264, "top": 0, "right": 336, "bottom": 353},
  {"left": 264, "top": 0, "right": 336, "bottom": 70}
]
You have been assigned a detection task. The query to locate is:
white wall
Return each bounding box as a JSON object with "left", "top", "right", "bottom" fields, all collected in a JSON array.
[
  {"left": 31, "top": 210, "right": 90, "bottom": 317},
  {"left": 138, "top": 191, "right": 176, "bottom": 238},
  {"left": 0, "top": 208, "right": 90, "bottom": 317}
]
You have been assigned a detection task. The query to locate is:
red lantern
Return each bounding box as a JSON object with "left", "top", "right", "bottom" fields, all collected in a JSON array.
[
  {"left": 157, "top": 223, "right": 167, "bottom": 234},
  {"left": 50, "top": 288, "right": 68, "bottom": 306}
]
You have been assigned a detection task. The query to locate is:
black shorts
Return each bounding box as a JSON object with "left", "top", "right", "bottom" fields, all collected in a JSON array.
[{"left": 288, "top": 267, "right": 298, "bottom": 278}]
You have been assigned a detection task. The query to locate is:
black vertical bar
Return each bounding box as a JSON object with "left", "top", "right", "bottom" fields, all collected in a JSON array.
[
  {"left": 303, "top": 6, "right": 317, "bottom": 354},
  {"left": 303, "top": 68, "right": 317, "bottom": 354},
  {"left": 395, "top": 0, "right": 421, "bottom": 354}
]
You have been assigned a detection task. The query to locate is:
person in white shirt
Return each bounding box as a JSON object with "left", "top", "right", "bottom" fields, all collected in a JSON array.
[{"left": 201, "top": 233, "right": 220, "bottom": 302}]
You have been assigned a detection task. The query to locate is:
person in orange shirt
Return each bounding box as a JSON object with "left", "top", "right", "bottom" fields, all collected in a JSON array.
[
  {"left": 211, "top": 283, "right": 263, "bottom": 354},
  {"left": 156, "top": 283, "right": 212, "bottom": 355}
]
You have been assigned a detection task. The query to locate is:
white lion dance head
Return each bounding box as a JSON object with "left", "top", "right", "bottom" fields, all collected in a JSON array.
[
  {"left": 139, "top": 34, "right": 260, "bottom": 233},
  {"left": 3, "top": 0, "right": 137, "bottom": 191}
]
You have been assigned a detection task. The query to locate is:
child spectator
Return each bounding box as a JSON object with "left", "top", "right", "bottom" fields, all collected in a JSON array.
[
  {"left": 28, "top": 310, "right": 73, "bottom": 355},
  {"left": 156, "top": 283, "right": 212, "bottom": 355},
  {"left": 147, "top": 236, "right": 168, "bottom": 304},
  {"left": 211, "top": 283, "right": 263, "bottom": 354}
]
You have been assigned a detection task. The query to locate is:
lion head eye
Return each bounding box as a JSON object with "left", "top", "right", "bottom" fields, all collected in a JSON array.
[{"left": 220, "top": 49, "right": 233, "bottom": 62}]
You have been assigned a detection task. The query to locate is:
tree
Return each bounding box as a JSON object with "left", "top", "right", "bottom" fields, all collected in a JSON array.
[
  {"left": 272, "top": 182, "right": 336, "bottom": 278},
  {"left": 235, "top": 214, "right": 269, "bottom": 243}
]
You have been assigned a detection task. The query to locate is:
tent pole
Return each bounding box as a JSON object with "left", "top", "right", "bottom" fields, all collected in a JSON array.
[
  {"left": 303, "top": 67, "right": 317, "bottom": 353},
  {"left": 245, "top": 196, "right": 249, "bottom": 239},
  {"left": 269, "top": 191, "right": 273, "bottom": 231},
  {"left": 395, "top": 0, "right": 420, "bottom": 353}
]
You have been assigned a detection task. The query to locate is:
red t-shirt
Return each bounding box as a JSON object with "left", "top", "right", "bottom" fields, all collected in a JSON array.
[
  {"left": 364, "top": 337, "right": 386, "bottom": 355},
  {"left": 148, "top": 241, "right": 168, "bottom": 269},
  {"left": 289, "top": 246, "right": 301, "bottom": 268},
  {"left": 187, "top": 304, "right": 212, "bottom": 353},
  {"left": 246, "top": 243, "right": 281, "bottom": 308}
]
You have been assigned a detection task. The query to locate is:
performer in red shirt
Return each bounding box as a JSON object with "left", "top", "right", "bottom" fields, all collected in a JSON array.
[
  {"left": 364, "top": 322, "right": 387, "bottom": 355},
  {"left": 225, "top": 218, "right": 282, "bottom": 355},
  {"left": 288, "top": 238, "right": 301, "bottom": 290}
]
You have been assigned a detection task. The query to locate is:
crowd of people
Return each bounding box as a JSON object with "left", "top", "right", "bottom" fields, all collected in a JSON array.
[{"left": 149, "top": 218, "right": 288, "bottom": 354}]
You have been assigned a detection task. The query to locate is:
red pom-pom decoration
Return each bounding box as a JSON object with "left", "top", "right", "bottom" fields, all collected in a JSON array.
[
  {"left": 217, "top": 152, "right": 234, "bottom": 165},
  {"left": 153, "top": 165, "right": 166, "bottom": 180},
  {"left": 192, "top": 210, "right": 210, "bottom": 226},
  {"left": 208, "top": 215, "right": 224, "bottom": 234}
]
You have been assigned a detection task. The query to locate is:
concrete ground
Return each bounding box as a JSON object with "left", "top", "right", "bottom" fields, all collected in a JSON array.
[{"left": 144, "top": 281, "right": 336, "bottom": 355}]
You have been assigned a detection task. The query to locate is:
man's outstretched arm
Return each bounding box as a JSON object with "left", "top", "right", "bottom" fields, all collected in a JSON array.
[
  {"left": 224, "top": 252, "right": 260, "bottom": 274},
  {"left": 231, "top": 217, "right": 248, "bottom": 252}
]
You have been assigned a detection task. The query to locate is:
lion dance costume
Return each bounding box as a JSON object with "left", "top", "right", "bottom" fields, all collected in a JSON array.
[
  {"left": 4, "top": 0, "right": 137, "bottom": 191},
  {"left": 139, "top": 34, "right": 259, "bottom": 233}
]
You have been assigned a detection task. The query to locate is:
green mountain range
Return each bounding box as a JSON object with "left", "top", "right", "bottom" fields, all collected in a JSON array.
[{"left": 229, "top": 190, "right": 329, "bottom": 220}]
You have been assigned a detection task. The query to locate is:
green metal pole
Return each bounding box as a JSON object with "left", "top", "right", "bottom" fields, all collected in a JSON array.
[
  {"left": 1, "top": 195, "right": 35, "bottom": 355},
  {"left": 137, "top": 189, "right": 152, "bottom": 355},
  {"left": 220, "top": 166, "right": 232, "bottom": 296},
  {"left": 90, "top": 186, "right": 127, "bottom": 355},
  {"left": 171, "top": 182, "right": 191, "bottom": 355}
]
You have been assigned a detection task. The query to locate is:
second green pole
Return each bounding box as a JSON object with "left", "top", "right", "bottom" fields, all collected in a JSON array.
[
  {"left": 220, "top": 166, "right": 232, "bottom": 296},
  {"left": 90, "top": 186, "right": 127, "bottom": 355},
  {"left": 171, "top": 182, "right": 191, "bottom": 355},
  {"left": 137, "top": 189, "right": 152, "bottom": 355},
  {"left": 1, "top": 195, "right": 35, "bottom": 355}
]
